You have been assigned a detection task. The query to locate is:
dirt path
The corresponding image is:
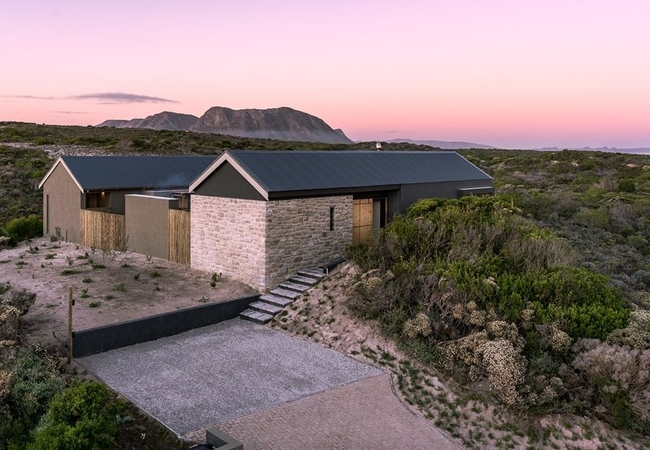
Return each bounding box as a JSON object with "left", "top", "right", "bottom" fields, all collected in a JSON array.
[{"left": 0, "top": 239, "right": 256, "bottom": 349}]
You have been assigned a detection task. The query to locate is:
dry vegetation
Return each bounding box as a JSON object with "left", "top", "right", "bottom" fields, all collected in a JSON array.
[{"left": 274, "top": 263, "right": 647, "bottom": 449}]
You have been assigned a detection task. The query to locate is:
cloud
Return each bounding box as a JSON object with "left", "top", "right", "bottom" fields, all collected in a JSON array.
[
  {"left": 69, "top": 92, "right": 178, "bottom": 104},
  {"left": 54, "top": 110, "right": 89, "bottom": 115},
  {"left": 0, "top": 95, "right": 57, "bottom": 100}
]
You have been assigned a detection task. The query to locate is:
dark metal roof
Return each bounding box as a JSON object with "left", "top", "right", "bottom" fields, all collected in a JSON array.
[
  {"left": 227, "top": 150, "right": 492, "bottom": 193},
  {"left": 60, "top": 155, "right": 217, "bottom": 191}
]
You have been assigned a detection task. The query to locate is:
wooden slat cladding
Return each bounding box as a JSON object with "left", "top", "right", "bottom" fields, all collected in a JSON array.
[
  {"left": 80, "top": 210, "right": 126, "bottom": 251},
  {"left": 353, "top": 198, "right": 373, "bottom": 244},
  {"left": 168, "top": 209, "right": 190, "bottom": 265}
]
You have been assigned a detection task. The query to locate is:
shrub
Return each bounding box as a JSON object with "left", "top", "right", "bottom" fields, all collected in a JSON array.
[
  {"left": 29, "top": 381, "right": 124, "bottom": 450},
  {"left": 630, "top": 309, "right": 650, "bottom": 332},
  {"left": 2, "top": 287, "right": 37, "bottom": 315},
  {"left": 439, "top": 330, "right": 526, "bottom": 405},
  {"left": 618, "top": 178, "right": 637, "bottom": 193},
  {"left": 4, "top": 215, "right": 42, "bottom": 242},
  {"left": 478, "top": 339, "right": 526, "bottom": 405},
  {"left": 570, "top": 341, "right": 650, "bottom": 433},
  {"left": 572, "top": 207, "right": 610, "bottom": 229},
  {"left": 606, "top": 328, "right": 650, "bottom": 350},
  {"left": 0, "top": 345, "right": 65, "bottom": 448},
  {"left": 498, "top": 267, "right": 629, "bottom": 340},
  {"left": 403, "top": 312, "right": 432, "bottom": 339},
  {"left": 0, "top": 304, "right": 20, "bottom": 341}
]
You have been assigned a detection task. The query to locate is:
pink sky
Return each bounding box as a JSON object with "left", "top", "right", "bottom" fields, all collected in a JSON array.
[{"left": 2, "top": 0, "right": 649, "bottom": 149}]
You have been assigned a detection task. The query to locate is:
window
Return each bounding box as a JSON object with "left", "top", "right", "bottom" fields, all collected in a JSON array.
[
  {"left": 86, "top": 192, "right": 110, "bottom": 209},
  {"left": 329, "top": 206, "right": 335, "bottom": 231}
]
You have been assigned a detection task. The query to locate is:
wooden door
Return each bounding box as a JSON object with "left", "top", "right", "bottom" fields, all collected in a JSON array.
[{"left": 353, "top": 198, "right": 373, "bottom": 244}]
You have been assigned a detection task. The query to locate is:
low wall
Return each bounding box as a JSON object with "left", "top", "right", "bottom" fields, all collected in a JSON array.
[{"left": 73, "top": 295, "right": 258, "bottom": 357}]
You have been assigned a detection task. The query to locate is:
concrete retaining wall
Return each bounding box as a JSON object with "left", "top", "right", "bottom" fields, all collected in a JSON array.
[{"left": 73, "top": 295, "right": 258, "bottom": 357}]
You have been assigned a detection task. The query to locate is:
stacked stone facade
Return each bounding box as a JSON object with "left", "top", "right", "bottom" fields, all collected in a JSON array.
[
  {"left": 191, "top": 196, "right": 267, "bottom": 289},
  {"left": 265, "top": 196, "right": 353, "bottom": 288},
  {"left": 191, "top": 194, "right": 353, "bottom": 291}
]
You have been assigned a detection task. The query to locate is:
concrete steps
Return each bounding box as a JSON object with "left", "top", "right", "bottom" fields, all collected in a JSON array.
[{"left": 239, "top": 267, "right": 326, "bottom": 324}]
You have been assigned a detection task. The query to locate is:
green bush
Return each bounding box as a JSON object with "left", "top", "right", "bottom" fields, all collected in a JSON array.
[
  {"left": 29, "top": 381, "right": 124, "bottom": 450},
  {"left": 498, "top": 268, "right": 629, "bottom": 340},
  {"left": 0, "top": 346, "right": 65, "bottom": 449},
  {"left": 618, "top": 178, "right": 637, "bottom": 193},
  {"left": 4, "top": 215, "right": 42, "bottom": 242}
]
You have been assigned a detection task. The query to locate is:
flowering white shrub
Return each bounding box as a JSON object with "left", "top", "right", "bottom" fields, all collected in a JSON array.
[
  {"left": 478, "top": 339, "right": 526, "bottom": 405},
  {"left": 440, "top": 328, "right": 526, "bottom": 406},
  {"left": 403, "top": 312, "right": 432, "bottom": 339},
  {"left": 548, "top": 325, "right": 573, "bottom": 353},
  {"left": 630, "top": 309, "right": 650, "bottom": 332}
]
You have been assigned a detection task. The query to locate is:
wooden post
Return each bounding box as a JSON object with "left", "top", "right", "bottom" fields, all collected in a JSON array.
[{"left": 67, "top": 287, "right": 73, "bottom": 364}]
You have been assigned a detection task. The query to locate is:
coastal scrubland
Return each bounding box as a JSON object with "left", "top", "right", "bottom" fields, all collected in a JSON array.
[{"left": 1, "top": 121, "right": 649, "bottom": 448}]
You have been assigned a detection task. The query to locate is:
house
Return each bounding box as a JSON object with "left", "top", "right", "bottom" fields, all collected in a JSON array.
[
  {"left": 38, "top": 155, "right": 216, "bottom": 262},
  {"left": 188, "top": 150, "right": 493, "bottom": 290},
  {"left": 39, "top": 150, "right": 492, "bottom": 291}
]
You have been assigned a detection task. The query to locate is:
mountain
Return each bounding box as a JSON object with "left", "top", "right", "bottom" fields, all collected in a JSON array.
[
  {"left": 96, "top": 119, "right": 130, "bottom": 128},
  {"left": 121, "top": 111, "right": 199, "bottom": 131},
  {"left": 190, "top": 106, "right": 351, "bottom": 144},
  {"left": 96, "top": 107, "right": 351, "bottom": 144},
  {"left": 388, "top": 138, "right": 494, "bottom": 150}
]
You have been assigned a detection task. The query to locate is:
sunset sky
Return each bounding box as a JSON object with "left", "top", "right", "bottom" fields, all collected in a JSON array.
[{"left": 2, "top": 1, "right": 649, "bottom": 149}]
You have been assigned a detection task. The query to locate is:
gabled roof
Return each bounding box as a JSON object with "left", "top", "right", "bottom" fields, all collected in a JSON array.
[
  {"left": 190, "top": 150, "right": 492, "bottom": 200},
  {"left": 39, "top": 155, "right": 217, "bottom": 192}
]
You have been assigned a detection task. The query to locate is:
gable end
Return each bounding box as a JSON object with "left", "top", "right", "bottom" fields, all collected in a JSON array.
[{"left": 194, "top": 161, "right": 266, "bottom": 200}]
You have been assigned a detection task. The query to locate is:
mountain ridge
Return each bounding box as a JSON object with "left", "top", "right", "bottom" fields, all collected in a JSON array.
[{"left": 97, "top": 107, "right": 351, "bottom": 144}]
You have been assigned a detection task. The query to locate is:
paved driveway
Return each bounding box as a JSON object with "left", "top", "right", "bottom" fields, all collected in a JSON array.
[
  {"left": 218, "top": 373, "right": 460, "bottom": 450},
  {"left": 78, "top": 319, "right": 382, "bottom": 435}
]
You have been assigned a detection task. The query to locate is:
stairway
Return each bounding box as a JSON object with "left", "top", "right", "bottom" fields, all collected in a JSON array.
[{"left": 239, "top": 268, "right": 326, "bottom": 324}]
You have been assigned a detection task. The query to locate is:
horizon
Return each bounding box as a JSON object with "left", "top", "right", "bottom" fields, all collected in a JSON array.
[{"left": 2, "top": 1, "right": 649, "bottom": 150}]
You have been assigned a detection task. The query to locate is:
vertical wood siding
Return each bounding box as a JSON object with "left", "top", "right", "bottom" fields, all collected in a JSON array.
[
  {"left": 80, "top": 210, "right": 126, "bottom": 251},
  {"left": 168, "top": 209, "right": 190, "bottom": 265}
]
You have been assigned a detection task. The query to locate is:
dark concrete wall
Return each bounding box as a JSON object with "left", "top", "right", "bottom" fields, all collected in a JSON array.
[
  {"left": 42, "top": 164, "right": 82, "bottom": 242},
  {"left": 73, "top": 295, "right": 259, "bottom": 357},
  {"left": 107, "top": 190, "right": 142, "bottom": 214},
  {"left": 399, "top": 179, "right": 493, "bottom": 213},
  {"left": 125, "top": 195, "right": 176, "bottom": 259}
]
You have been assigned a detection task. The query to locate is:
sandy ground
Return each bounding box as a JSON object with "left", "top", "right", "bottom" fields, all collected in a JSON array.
[{"left": 0, "top": 239, "right": 256, "bottom": 350}]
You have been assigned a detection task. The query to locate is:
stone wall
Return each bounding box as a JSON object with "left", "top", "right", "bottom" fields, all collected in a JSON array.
[
  {"left": 191, "top": 195, "right": 353, "bottom": 291},
  {"left": 265, "top": 196, "right": 353, "bottom": 288},
  {"left": 191, "top": 196, "right": 267, "bottom": 289}
]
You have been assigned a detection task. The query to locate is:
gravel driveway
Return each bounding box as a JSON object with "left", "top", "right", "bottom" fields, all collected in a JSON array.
[{"left": 78, "top": 318, "right": 382, "bottom": 435}]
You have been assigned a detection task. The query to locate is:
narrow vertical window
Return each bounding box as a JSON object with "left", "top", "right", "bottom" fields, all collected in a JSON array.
[
  {"left": 329, "top": 206, "right": 335, "bottom": 231},
  {"left": 45, "top": 194, "right": 50, "bottom": 235}
]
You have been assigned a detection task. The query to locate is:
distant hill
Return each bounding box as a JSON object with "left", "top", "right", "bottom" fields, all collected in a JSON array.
[
  {"left": 96, "top": 119, "right": 130, "bottom": 128},
  {"left": 388, "top": 138, "right": 495, "bottom": 150},
  {"left": 96, "top": 107, "right": 351, "bottom": 144},
  {"left": 536, "top": 146, "right": 650, "bottom": 155},
  {"left": 98, "top": 112, "right": 199, "bottom": 131}
]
